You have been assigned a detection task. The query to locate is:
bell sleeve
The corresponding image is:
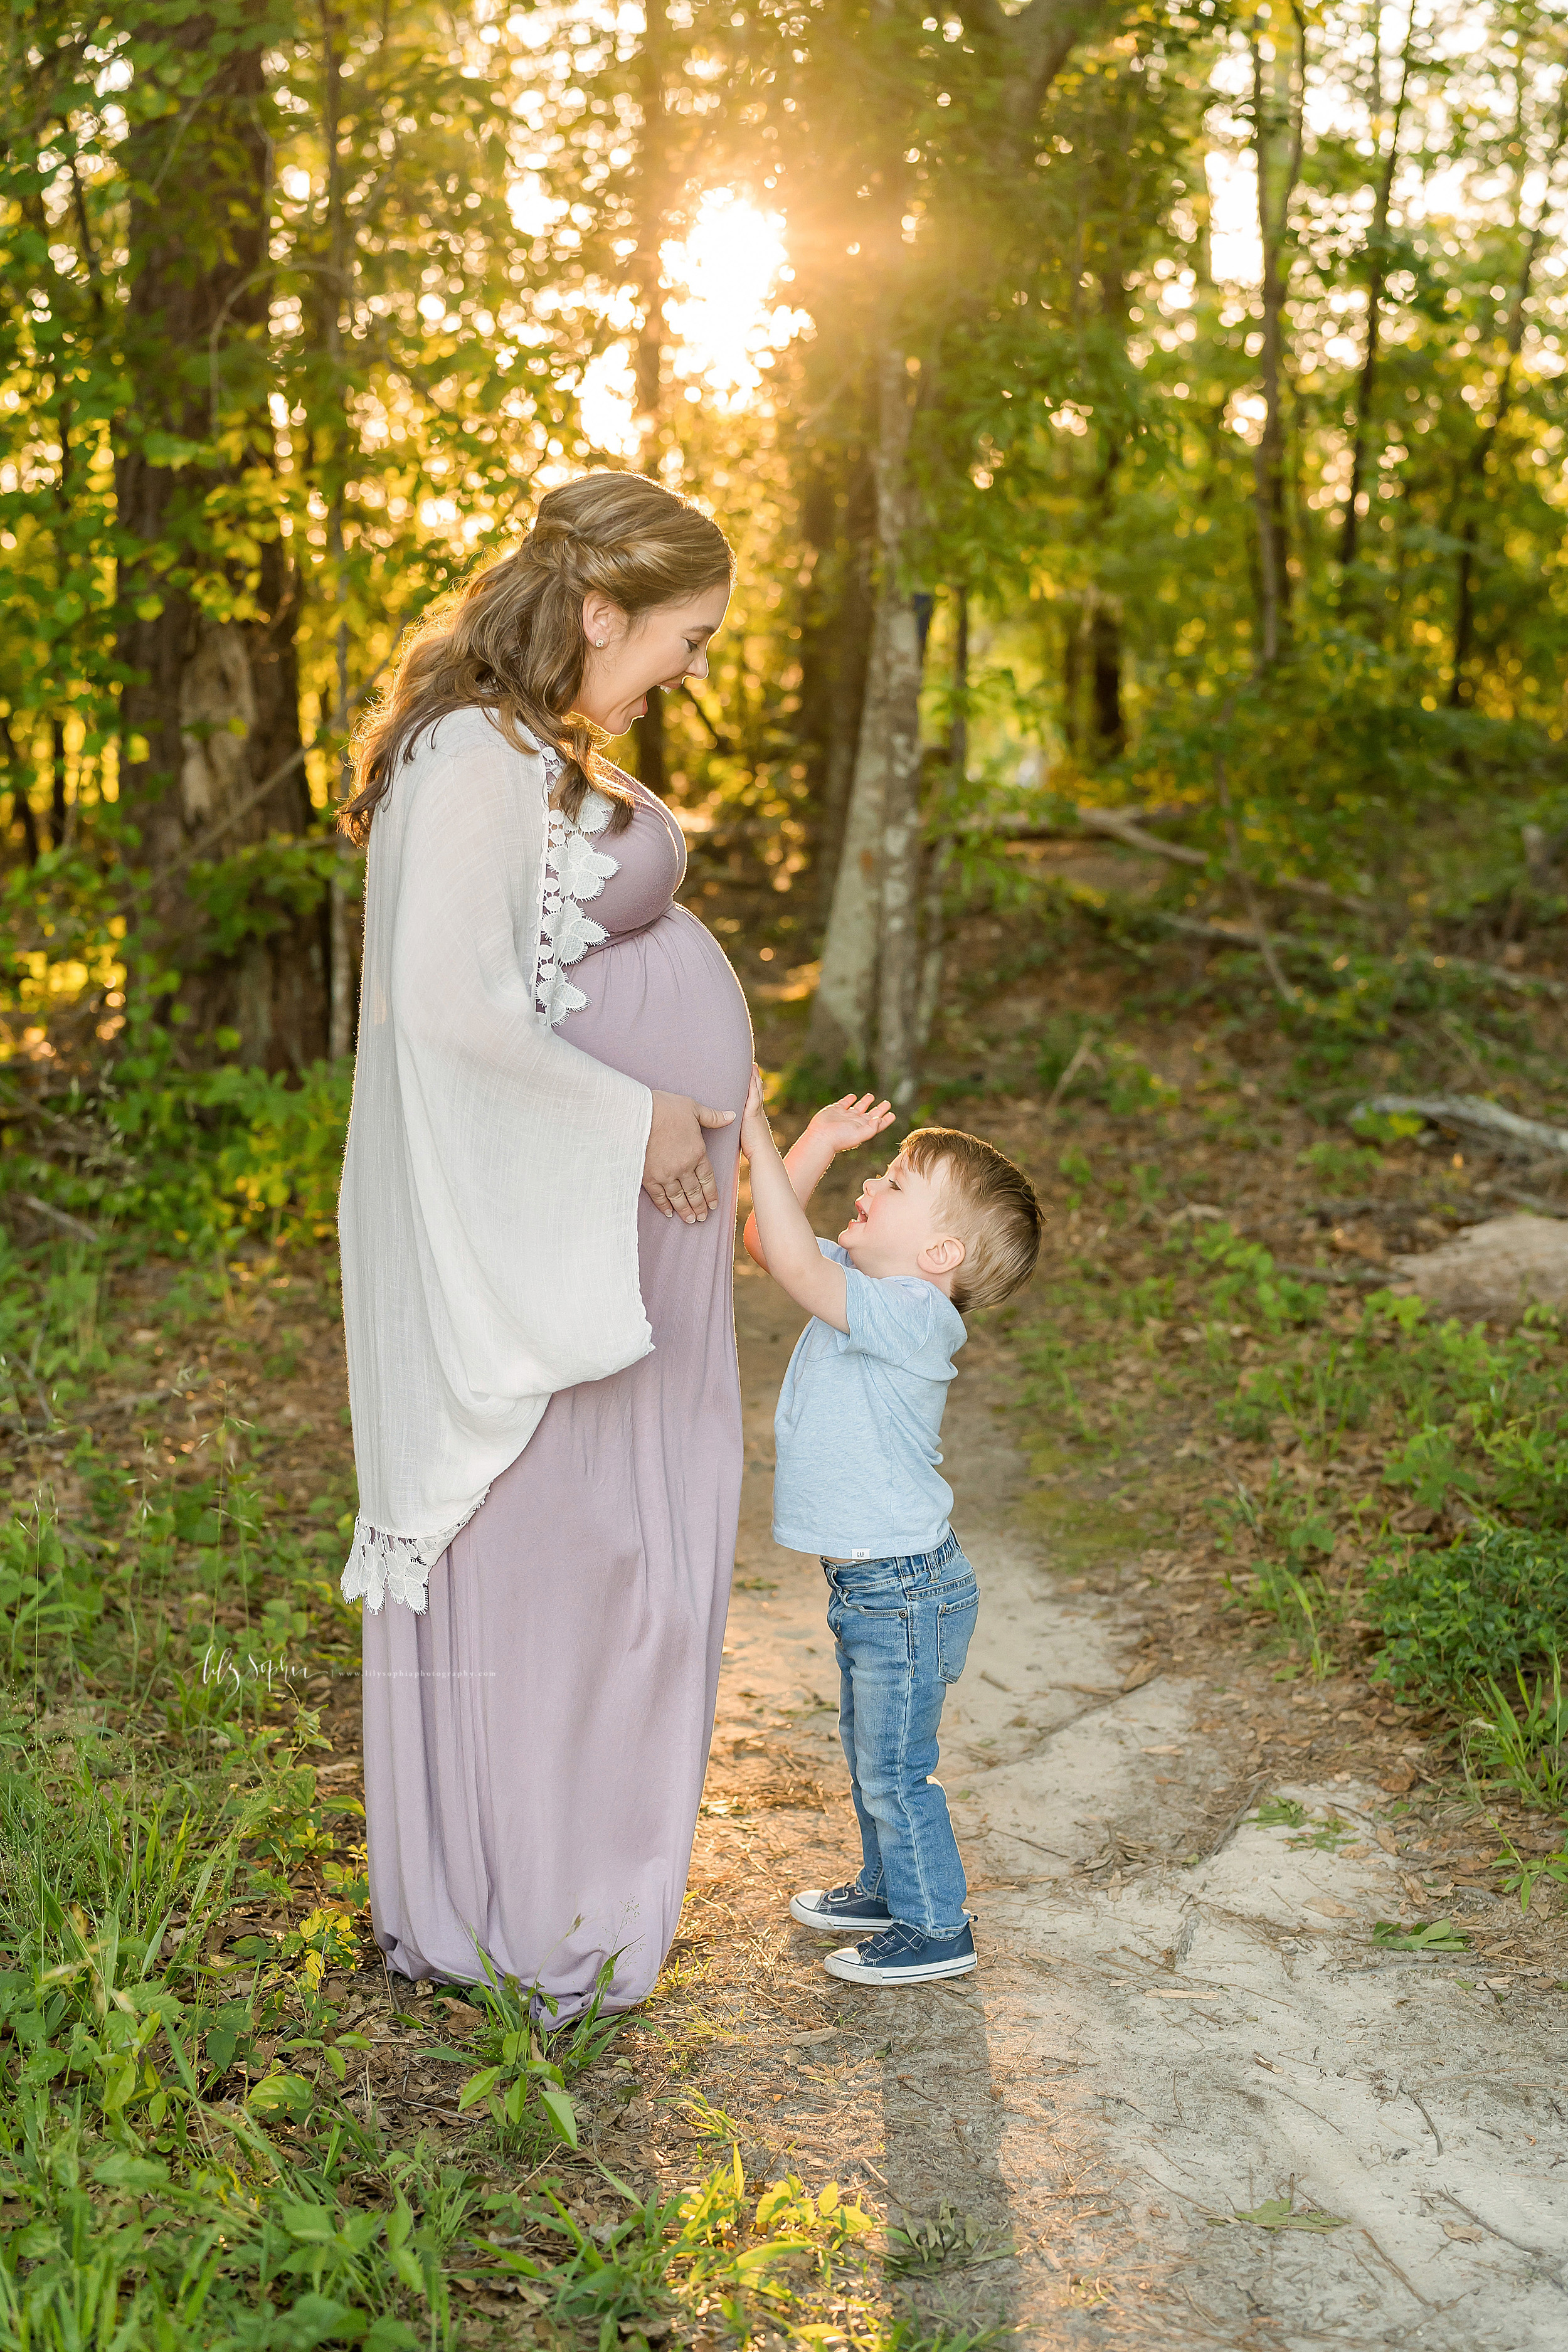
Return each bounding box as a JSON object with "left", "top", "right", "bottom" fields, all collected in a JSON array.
[{"left": 339, "top": 707, "right": 652, "bottom": 1612}]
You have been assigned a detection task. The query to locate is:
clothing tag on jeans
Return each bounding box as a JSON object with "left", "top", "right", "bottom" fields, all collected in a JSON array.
[{"left": 850, "top": 1548, "right": 871, "bottom": 1560}]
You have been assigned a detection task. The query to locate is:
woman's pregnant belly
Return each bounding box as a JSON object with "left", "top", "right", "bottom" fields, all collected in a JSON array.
[
  {"left": 561, "top": 903, "right": 753, "bottom": 1113},
  {"left": 556, "top": 902, "right": 751, "bottom": 1408}
]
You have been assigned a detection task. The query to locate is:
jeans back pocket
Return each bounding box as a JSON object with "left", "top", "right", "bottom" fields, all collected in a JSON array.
[{"left": 935, "top": 1583, "right": 978, "bottom": 1685}]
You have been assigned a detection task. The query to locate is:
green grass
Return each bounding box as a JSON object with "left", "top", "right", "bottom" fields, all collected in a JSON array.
[
  {"left": 0, "top": 1219, "right": 933, "bottom": 2350},
  {"left": 1017, "top": 1171, "right": 1568, "bottom": 1744}
]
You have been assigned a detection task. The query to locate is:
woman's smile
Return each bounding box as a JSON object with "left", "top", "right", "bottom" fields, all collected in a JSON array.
[{"left": 580, "top": 583, "right": 732, "bottom": 741}]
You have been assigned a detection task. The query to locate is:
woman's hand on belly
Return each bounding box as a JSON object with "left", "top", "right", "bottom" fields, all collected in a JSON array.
[{"left": 644, "top": 1090, "right": 737, "bottom": 1224}]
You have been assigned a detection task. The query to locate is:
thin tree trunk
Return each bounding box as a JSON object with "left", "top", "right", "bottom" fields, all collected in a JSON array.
[
  {"left": 1249, "top": 13, "right": 1304, "bottom": 670},
  {"left": 325, "top": 3, "right": 356, "bottom": 1059},
  {"left": 1061, "top": 610, "right": 1081, "bottom": 758},
  {"left": 633, "top": 0, "right": 668, "bottom": 794},
  {"left": 810, "top": 0, "right": 1106, "bottom": 1082},
  {"left": 50, "top": 721, "right": 68, "bottom": 849},
  {"left": 916, "top": 585, "right": 967, "bottom": 1054},
  {"left": 115, "top": 1, "right": 324, "bottom": 1068},
  {"left": 1089, "top": 594, "right": 1123, "bottom": 759},
  {"left": 811, "top": 349, "right": 922, "bottom": 1081},
  {"left": 1449, "top": 76, "right": 1568, "bottom": 704},
  {"left": 1340, "top": 3, "right": 1416, "bottom": 573},
  {"left": 812, "top": 452, "right": 877, "bottom": 924},
  {"left": 872, "top": 346, "right": 928, "bottom": 1106},
  {"left": 1, "top": 721, "right": 40, "bottom": 866},
  {"left": 810, "top": 603, "right": 891, "bottom": 1071}
]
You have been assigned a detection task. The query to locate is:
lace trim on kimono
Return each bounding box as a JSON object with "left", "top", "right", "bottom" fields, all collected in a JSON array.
[
  {"left": 535, "top": 746, "right": 620, "bottom": 1027},
  {"left": 339, "top": 1500, "right": 489, "bottom": 1616}
]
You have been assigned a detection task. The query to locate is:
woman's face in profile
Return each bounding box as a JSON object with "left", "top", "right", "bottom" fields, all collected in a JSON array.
[{"left": 578, "top": 584, "right": 731, "bottom": 739}]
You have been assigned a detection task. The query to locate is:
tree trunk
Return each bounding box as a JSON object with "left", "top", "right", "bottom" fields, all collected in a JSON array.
[
  {"left": 324, "top": 2, "right": 359, "bottom": 1060},
  {"left": 50, "top": 721, "right": 68, "bottom": 849},
  {"left": 1339, "top": 4, "right": 1416, "bottom": 575},
  {"left": 633, "top": 0, "right": 668, "bottom": 793},
  {"left": 1449, "top": 74, "right": 1568, "bottom": 704},
  {"left": 1061, "top": 610, "right": 1081, "bottom": 758},
  {"left": 916, "top": 585, "right": 967, "bottom": 1053},
  {"left": 1249, "top": 16, "right": 1304, "bottom": 671},
  {"left": 1089, "top": 594, "right": 1124, "bottom": 760},
  {"left": 115, "top": 3, "right": 324, "bottom": 1069},
  {"left": 809, "top": 448, "right": 876, "bottom": 924},
  {"left": 809, "top": 0, "right": 1107, "bottom": 1086},
  {"left": 810, "top": 350, "right": 922, "bottom": 1081},
  {"left": 872, "top": 350, "right": 928, "bottom": 1106},
  {"left": 1, "top": 721, "right": 41, "bottom": 866}
]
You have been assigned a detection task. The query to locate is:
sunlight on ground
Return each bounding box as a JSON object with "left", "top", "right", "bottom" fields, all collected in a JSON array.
[{"left": 580, "top": 188, "right": 810, "bottom": 452}]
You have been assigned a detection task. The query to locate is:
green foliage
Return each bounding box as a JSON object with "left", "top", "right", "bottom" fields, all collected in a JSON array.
[
  {"left": 1371, "top": 1918, "right": 1470, "bottom": 1952},
  {"left": 1298, "top": 1139, "right": 1385, "bottom": 1194},
  {"left": 1251, "top": 1797, "right": 1308, "bottom": 1830},
  {"left": 1032, "top": 1019, "right": 1177, "bottom": 1115},
  {"left": 884, "top": 2201, "right": 1010, "bottom": 2279},
  {"left": 1366, "top": 1527, "right": 1568, "bottom": 1706},
  {"left": 1210, "top": 2198, "right": 1349, "bottom": 2235},
  {"left": 1493, "top": 1828, "right": 1568, "bottom": 1914},
  {"left": 4, "top": 1048, "right": 352, "bottom": 1257},
  {"left": 1023, "top": 1194, "right": 1568, "bottom": 1710},
  {"left": 437, "top": 1949, "right": 626, "bottom": 2158},
  {"left": 1465, "top": 1658, "right": 1568, "bottom": 1814},
  {"left": 1251, "top": 1799, "right": 1357, "bottom": 1850}
]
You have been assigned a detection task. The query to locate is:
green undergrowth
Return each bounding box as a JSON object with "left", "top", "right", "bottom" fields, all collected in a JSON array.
[
  {"left": 2, "top": 1037, "right": 354, "bottom": 1259},
  {"left": 0, "top": 1223, "right": 955, "bottom": 2347},
  {"left": 1017, "top": 1153, "right": 1568, "bottom": 1816}
]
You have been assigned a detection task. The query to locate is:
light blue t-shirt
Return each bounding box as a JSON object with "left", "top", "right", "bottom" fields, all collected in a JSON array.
[{"left": 772, "top": 1240, "right": 967, "bottom": 1559}]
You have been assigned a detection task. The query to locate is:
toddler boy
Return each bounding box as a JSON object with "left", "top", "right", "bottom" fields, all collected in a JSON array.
[{"left": 739, "top": 1076, "right": 1042, "bottom": 1986}]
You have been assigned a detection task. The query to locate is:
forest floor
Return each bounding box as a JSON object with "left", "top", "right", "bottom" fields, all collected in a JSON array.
[{"left": 16, "top": 857, "right": 1568, "bottom": 2348}]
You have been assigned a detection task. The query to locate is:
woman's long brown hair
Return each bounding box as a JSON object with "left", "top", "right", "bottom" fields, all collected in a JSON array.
[{"left": 341, "top": 472, "right": 733, "bottom": 844}]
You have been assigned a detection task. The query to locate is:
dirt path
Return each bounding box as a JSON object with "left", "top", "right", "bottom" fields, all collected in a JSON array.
[
  {"left": 139, "top": 1185, "right": 1567, "bottom": 2344},
  {"left": 686, "top": 1192, "right": 1568, "bottom": 2349}
]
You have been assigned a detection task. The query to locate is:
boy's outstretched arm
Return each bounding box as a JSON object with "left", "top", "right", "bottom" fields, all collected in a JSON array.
[
  {"left": 740, "top": 1073, "right": 861, "bottom": 1332},
  {"left": 741, "top": 1088, "right": 893, "bottom": 1271}
]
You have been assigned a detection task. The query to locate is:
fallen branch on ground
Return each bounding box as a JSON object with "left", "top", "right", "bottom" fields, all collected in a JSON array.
[
  {"left": 20, "top": 1193, "right": 102, "bottom": 1244},
  {"left": 1154, "top": 915, "right": 1568, "bottom": 1003},
  {"left": 1350, "top": 1094, "right": 1568, "bottom": 1162},
  {"left": 1076, "top": 805, "right": 1377, "bottom": 913}
]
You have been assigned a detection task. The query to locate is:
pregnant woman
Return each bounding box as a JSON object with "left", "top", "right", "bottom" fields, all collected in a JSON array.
[{"left": 337, "top": 472, "right": 751, "bottom": 2014}]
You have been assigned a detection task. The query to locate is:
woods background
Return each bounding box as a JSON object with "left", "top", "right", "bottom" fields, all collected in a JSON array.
[
  {"left": 6, "top": 0, "right": 1568, "bottom": 1118},
  {"left": 6, "top": 8, "right": 1568, "bottom": 2344}
]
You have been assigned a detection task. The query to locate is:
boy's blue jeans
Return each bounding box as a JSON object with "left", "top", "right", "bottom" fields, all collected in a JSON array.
[{"left": 821, "top": 1532, "right": 977, "bottom": 1939}]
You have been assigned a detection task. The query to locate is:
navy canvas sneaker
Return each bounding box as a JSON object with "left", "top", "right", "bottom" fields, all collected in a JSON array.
[
  {"left": 822, "top": 1920, "right": 976, "bottom": 1984},
  {"left": 789, "top": 1882, "right": 894, "bottom": 1934}
]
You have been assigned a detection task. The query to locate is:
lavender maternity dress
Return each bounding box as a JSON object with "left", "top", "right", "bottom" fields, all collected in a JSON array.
[{"left": 360, "top": 780, "right": 753, "bottom": 2013}]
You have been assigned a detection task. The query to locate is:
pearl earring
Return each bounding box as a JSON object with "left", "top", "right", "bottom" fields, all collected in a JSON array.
[{"left": 593, "top": 635, "right": 606, "bottom": 647}]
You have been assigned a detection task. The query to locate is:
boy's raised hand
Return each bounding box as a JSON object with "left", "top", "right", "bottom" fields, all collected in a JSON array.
[
  {"left": 805, "top": 1091, "right": 895, "bottom": 1157},
  {"left": 740, "top": 1064, "right": 771, "bottom": 1153}
]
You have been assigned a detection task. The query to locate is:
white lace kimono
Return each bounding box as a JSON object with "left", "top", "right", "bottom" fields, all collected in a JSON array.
[{"left": 338, "top": 706, "right": 652, "bottom": 1613}]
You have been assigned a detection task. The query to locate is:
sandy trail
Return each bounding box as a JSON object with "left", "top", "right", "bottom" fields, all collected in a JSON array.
[{"left": 707, "top": 1235, "right": 1568, "bottom": 2349}]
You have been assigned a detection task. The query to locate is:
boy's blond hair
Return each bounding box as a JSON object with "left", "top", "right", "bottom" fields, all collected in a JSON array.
[{"left": 902, "top": 1127, "right": 1042, "bottom": 1315}]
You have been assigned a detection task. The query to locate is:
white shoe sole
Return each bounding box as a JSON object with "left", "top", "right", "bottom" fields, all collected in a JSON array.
[
  {"left": 788, "top": 1894, "right": 891, "bottom": 1934},
  {"left": 822, "top": 1946, "right": 977, "bottom": 1984}
]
